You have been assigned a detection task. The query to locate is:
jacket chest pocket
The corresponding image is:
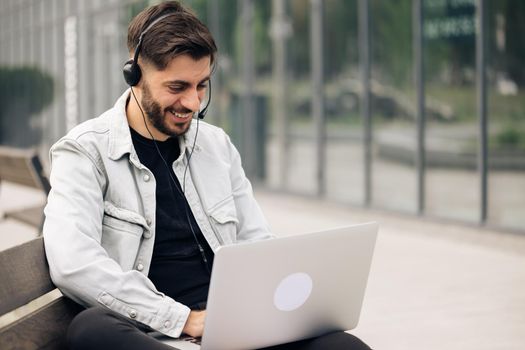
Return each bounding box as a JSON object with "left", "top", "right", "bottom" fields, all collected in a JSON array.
[
  {"left": 101, "top": 201, "right": 148, "bottom": 271},
  {"left": 207, "top": 195, "right": 239, "bottom": 245}
]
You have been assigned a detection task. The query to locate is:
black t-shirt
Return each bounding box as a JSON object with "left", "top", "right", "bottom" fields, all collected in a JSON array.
[{"left": 130, "top": 127, "right": 214, "bottom": 310}]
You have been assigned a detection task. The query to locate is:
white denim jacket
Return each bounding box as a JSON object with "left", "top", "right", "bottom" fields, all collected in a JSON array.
[{"left": 43, "top": 90, "right": 274, "bottom": 338}]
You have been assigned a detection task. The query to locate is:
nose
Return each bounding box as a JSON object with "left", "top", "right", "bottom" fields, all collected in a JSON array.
[{"left": 180, "top": 88, "right": 201, "bottom": 113}]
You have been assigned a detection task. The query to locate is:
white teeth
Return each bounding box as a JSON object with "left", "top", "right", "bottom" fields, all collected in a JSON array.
[{"left": 169, "top": 110, "right": 190, "bottom": 119}]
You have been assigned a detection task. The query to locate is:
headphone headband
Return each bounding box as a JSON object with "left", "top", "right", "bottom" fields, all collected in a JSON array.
[
  {"left": 122, "top": 11, "right": 211, "bottom": 119},
  {"left": 123, "top": 13, "right": 174, "bottom": 87},
  {"left": 140, "top": 13, "right": 173, "bottom": 40}
]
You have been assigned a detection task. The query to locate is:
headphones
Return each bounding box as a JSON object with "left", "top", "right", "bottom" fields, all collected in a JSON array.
[
  {"left": 123, "top": 12, "right": 211, "bottom": 119},
  {"left": 124, "top": 12, "right": 214, "bottom": 274}
]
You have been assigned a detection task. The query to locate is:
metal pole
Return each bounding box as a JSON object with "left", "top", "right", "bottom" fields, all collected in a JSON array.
[
  {"left": 0, "top": 2, "right": 3, "bottom": 64},
  {"left": 52, "top": 0, "right": 61, "bottom": 143},
  {"left": 10, "top": 0, "right": 18, "bottom": 65},
  {"left": 0, "top": 2, "right": 4, "bottom": 64},
  {"left": 476, "top": 0, "right": 488, "bottom": 223},
  {"left": 77, "top": 0, "right": 91, "bottom": 123},
  {"left": 208, "top": 0, "right": 221, "bottom": 53},
  {"left": 311, "top": 0, "right": 326, "bottom": 197},
  {"left": 413, "top": 0, "right": 426, "bottom": 215},
  {"left": 28, "top": 0, "right": 35, "bottom": 64},
  {"left": 240, "top": 0, "right": 256, "bottom": 179},
  {"left": 208, "top": 0, "right": 223, "bottom": 128},
  {"left": 271, "top": 0, "right": 290, "bottom": 189},
  {"left": 17, "top": 1, "right": 24, "bottom": 62},
  {"left": 358, "top": 0, "right": 372, "bottom": 206},
  {"left": 40, "top": 0, "right": 49, "bottom": 148}
]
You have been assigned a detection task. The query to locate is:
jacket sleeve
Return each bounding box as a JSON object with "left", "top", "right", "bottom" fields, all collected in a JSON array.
[
  {"left": 43, "top": 138, "right": 190, "bottom": 338},
  {"left": 223, "top": 133, "right": 276, "bottom": 243}
]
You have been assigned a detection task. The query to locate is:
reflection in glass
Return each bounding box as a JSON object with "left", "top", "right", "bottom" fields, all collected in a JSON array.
[
  {"left": 273, "top": 0, "right": 316, "bottom": 195},
  {"left": 323, "top": 0, "right": 363, "bottom": 204},
  {"left": 424, "top": 0, "right": 479, "bottom": 222},
  {"left": 370, "top": 0, "right": 417, "bottom": 213},
  {"left": 487, "top": 0, "right": 525, "bottom": 231}
]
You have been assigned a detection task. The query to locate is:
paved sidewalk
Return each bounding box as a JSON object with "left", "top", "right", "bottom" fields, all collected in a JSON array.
[
  {"left": 1, "top": 183, "right": 524, "bottom": 349},
  {"left": 255, "top": 190, "right": 525, "bottom": 350}
]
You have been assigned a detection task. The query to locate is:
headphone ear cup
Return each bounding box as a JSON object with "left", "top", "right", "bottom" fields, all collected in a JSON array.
[{"left": 123, "top": 59, "right": 142, "bottom": 86}]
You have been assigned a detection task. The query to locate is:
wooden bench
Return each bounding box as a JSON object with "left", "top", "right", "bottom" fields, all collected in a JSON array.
[
  {"left": 0, "top": 146, "right": 50, "bottom": 231},
  {"left": 0, "top": 237, "right": 82, "bottom": 349}
]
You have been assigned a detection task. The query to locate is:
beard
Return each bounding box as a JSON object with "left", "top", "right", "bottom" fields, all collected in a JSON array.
[{"left": 141, "top": 82, "right": 193, "bottom": 137}]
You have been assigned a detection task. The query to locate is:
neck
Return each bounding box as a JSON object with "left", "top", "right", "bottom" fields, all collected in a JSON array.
[{"left": 126, "top": 88, "right": 170, "bottom": 141}]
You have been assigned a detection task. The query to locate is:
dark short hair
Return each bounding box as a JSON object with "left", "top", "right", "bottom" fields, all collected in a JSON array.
[{"left": 127, "top": 1, "right": 217, "bottom": 70}]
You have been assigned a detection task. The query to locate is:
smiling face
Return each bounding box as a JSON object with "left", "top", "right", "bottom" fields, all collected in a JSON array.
[{"left": 136, "top": 54, "right": 211, "bottom": 138}]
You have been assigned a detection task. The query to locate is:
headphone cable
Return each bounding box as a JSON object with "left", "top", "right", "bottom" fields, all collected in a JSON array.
[{"left": 130, "top": 87, "right": 211, "bottom": 274}]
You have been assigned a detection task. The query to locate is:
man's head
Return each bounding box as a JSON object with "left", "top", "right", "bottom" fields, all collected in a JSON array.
[{"left": 125, "top": 1, "right": 217, "bottom": 138}]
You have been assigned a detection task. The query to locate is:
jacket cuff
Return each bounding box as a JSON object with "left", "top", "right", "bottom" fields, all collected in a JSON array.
[
  {"left": 154, "top": 300, "right": 191, "bottom": 337},
  {"left": 97, "top": 291, "right": 191, "bottom": 338}
]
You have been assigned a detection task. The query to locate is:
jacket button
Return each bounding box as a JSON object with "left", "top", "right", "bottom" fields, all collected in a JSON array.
[
  {"left": 143, "top": 231, "right": 152, "bottom": 239},
  {"left": 146, "top": 218, "right": 152, "bottom": 225},
  {"left": 136, "top": 263, "right": 144, "bottom": 271},
  {"left": 143, "top": 174, "right": 150, "bottom": 182},
  {"left": 129, "top": 309, "right": 137, "bottom": 318},
  {"left": 164, "top": 320, "right": 171, "bottom": 328}
]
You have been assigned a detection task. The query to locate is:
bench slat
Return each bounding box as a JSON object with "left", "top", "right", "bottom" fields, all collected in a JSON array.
[
  {"left": 0, "top": 238, "right": 55, "bottom": 315},
  {"left": 4, "top": 205, "right": 45, "bottom": 228},
  {"left": 0, "top": 297, "right": 82, "bottom": 350},
  {"left": 0, "top": 162, "right": 36, "bottom": 187},
  {"left": 0, "top": 148, "right": 37, "bottom": 187},
  {"left": 0, "top": 146, "right": 50, "bottom": 192},
  {"left": 0, "top": 147, "right": 50, "bottom": 229}
]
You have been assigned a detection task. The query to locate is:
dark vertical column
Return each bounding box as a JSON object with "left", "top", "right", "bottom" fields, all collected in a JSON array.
[
  {"left": 311, "top": 0, "right": 326, "bottom": 196},
  {"left": 413, "top": 0, "right": 426, "bottom": 216},
  {"left": 240, "top": 0, "right": 256, "bottom": 179},
  {"left": 9, "top": 0, "right": 17, "bottom": 64},
  {"left": 358, "top": 0, "right": 372, "bottom": 206},
  {"left": 208, "top": 0, "right": 223, "bottom": 128},
  {"left": 271, "top": 0, "right": 290, "bottom": 189},
  {"left": 476, "top": 0, "right": 488, "bottom": 223}
]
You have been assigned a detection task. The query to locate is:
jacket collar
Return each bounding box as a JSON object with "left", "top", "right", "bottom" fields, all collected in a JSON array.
[{"left": 107, "top": 89, "right": 202, "bottom": 161}]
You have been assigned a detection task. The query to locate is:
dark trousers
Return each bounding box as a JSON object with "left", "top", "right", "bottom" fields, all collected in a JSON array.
[{"left": 67, "top": 307, "right": 371, "bottom": 350}]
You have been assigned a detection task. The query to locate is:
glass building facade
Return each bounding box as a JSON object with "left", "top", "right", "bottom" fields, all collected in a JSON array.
[{"left": 0, "top": 0, "right": 524, "bottom": 233}]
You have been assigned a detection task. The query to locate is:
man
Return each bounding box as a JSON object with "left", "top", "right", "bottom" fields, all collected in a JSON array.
[{"left": 43, "top": 2, "right": 370, "bottom": 349}]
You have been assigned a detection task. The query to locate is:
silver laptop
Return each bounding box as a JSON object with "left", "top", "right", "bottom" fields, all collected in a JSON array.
[{"left": 152, "top": 222, "right": 378, "bottom": 350}]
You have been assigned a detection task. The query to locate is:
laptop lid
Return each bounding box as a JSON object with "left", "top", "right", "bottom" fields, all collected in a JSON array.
[{"left": 200, "top": 222, "right": 378, "bottom": 350}]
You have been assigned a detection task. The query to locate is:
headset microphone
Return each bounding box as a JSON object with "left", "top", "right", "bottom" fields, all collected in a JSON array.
[{"left": 197, "top": 80, "right": 212, "bottom": 119}]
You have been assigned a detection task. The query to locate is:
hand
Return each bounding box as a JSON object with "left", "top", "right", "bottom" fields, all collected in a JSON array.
[{"left": 182, "top": 310, "right": 206, "bottom": 338}]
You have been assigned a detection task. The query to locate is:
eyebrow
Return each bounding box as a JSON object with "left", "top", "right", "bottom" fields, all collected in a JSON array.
[{"left": 163, "top": 76, "right": 210, "bottom": 88}]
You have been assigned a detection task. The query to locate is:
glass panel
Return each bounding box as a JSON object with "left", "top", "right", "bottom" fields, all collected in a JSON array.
[
  {"left": 39, "top": 1, "right": 54, "bottom": 150},
  {"left": 0, "top": 3, "right": 52, "bottom": 148},
  {"left": 370, "top": 0, "right": 417, "bottom": 213},
  {"left": 424, "top": 0, "right": 478, "bottom": 222},
  {"left": 248, "top": 1, "right": 273, "bottom": 184},
  {"left": 210, "top": 0, "right": 240, "bottom": 152},
  {"left": 52, "top": 0, "right": 65, "bottom": 142},
  {"left": 283, "top": 0, "right": 316, "bottom": 195},
  {"left": 487, "top": 0, "right": 525, "bottom": 231},
  {"left": 264, "top": 0, "right": 287, "bottom": 189},
  {"left": 324, "top": 0, "right": 363, "bottom": 204},
  {"left": 206, "top": 0, "right": 239, "bottom": 132}
]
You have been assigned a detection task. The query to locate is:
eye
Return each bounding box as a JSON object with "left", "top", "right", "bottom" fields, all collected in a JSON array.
[
  {"left": 168, "top": 85, "right": 184, "bottom": 93},
  {"left": 197, "top": 83, "right": 208, "bottom": 90}
]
